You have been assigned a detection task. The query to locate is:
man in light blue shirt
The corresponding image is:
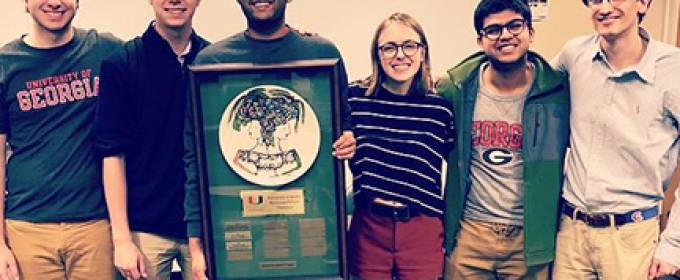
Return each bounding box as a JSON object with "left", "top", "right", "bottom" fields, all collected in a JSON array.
[{"left": 552, "top": 0, "right": 680, "bottom": 279}]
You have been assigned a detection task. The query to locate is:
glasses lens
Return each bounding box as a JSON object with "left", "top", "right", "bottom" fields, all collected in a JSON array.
[
  {"left": 589, "top": 0, "right": 604, "bottom": 5},
  {"left": 483, "top": 25, "right": 503, "bottom": 39},
  {"left": 380, "top": 43, "right": 397, "bottom": 57},
  {"left": 402, "top": 41, "right": 420, "bottom": 56},
  {"left": 507, "top": 20, "right": 525, "bottom": 35}
]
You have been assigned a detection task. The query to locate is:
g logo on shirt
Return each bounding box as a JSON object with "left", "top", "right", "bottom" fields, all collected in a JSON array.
[{"left": 483, "top": 148, "right": 513, "bottom": 165}]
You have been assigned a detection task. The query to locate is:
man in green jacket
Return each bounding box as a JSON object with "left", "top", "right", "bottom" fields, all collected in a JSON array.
[{"left": 436, "top": 0, "right": 569, "bottom": 278}]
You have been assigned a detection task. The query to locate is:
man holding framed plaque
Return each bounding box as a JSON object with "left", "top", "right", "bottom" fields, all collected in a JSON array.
[{"left": 185, "top": 0, "right": 355, "bottom": 279}]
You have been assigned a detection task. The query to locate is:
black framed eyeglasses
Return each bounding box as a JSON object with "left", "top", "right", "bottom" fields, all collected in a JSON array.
[
  {"left": 587, "top": 0, "right": 629, "bottom": 7},
  {"left": 377, "top": 40, "right": 424, "bottom": 58},
  {"left": 479, "top": 19, "right": 527, "bottom": 40}
]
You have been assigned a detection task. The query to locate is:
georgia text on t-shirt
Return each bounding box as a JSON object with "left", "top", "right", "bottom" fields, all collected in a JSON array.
[{"left": 16, "top": 69, "right": 99, "bottom": 111}]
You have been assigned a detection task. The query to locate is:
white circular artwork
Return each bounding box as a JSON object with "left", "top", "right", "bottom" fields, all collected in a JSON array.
[{"left": 219, "top": 85, "right": 321, "bottom": 187}]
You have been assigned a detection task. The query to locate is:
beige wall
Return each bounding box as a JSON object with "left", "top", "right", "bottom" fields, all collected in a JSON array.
[
  {"left": 645, "top": 0, "right": 668, "bottom": 40},
  {"left": 532, "top": 0, "right": 671, "bottom": 59},
  {"left": 0, "top": 0, "right": 479, "bottom": 81}
]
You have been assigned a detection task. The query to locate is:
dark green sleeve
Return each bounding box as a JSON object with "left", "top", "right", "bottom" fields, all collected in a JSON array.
[{"left": 184, "top": 101, "right": 202, "bottom": 238}]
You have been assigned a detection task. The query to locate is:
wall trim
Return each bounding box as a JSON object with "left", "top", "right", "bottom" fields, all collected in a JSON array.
[{"left": 662, "top": 0, "right": 680, "bottom": 45}]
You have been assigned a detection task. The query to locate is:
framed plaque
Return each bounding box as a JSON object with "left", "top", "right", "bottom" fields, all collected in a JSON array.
[{"left": 188, "top": 59, "right": 348, "bottom": 280}]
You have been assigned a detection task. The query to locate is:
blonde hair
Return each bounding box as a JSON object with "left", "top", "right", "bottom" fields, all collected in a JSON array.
[{"left": 364, "top": 13, "right": 432, "bottom": 97}]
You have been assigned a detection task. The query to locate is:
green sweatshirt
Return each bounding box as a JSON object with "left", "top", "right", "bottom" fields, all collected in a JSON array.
[{"left": 437, "top": 51, "right": 570, "bottom": 266}]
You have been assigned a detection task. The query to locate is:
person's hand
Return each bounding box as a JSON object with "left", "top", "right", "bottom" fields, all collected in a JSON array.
[
  {"left": 289, "top": 23, "right": 317, "bottom": 37},
  {"left": 189, "top": 237, "right": 208, "bottom": 280},
  {"left": 0, "top": 245, "right": 19, "bottom": 280},
  {"left": 114, "top": 240, "right": 146, "bottom": 279},
  {"left": 648, "top": 258, "right": 679, "bottom": 279},
  {"left": 332, "top": 131, "right": 355, "bottom": 160},
  {"left": 190, "top": 249, "right": 208, "bottom": 280}
]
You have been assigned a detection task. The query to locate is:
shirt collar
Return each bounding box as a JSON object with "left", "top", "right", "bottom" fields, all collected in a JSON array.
[
  {"left": 177, "top": 41, "right": 192, "bottom": 64},
  {"left": 589, "top": 27, "right": 656, "bottom": 83},
  {"left": 179, "top": 41, "right": 192, "bottom": 57},
  {"left": 147, "top": 21, "right": 195, "bottom": 64}
]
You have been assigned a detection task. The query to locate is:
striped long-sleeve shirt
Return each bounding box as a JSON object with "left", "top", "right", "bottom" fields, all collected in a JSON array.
[{"left": 348, "top": 84, "right": 455, "bottom": 217}]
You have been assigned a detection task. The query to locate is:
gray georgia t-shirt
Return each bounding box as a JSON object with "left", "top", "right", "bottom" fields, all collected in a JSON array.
[{"left": 463, "top": 63, "right": 535, "bottom": 226}]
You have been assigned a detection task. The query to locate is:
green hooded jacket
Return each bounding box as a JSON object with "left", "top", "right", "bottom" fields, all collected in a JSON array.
[{"left": 436, "top": 51, "right": 570, "bottom": 266}]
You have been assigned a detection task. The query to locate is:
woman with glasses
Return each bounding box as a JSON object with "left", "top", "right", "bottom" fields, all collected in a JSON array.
[{"left": 346, "top": 12, "right": 455, "bottom": 280}]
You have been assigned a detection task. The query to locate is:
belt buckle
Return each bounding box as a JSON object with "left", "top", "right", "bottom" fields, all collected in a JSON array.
[
  {"left": 584, "top": 213, "right": 610, "bottom": 228},
  {"left": 491, "top": 223, "right": 521, "bottom": 240},
  {"left": 631, "top": 210, "right": 644, "bottom": 222},
  {"left": 392, "top": 206, "right": 410, "bottom": 222}
]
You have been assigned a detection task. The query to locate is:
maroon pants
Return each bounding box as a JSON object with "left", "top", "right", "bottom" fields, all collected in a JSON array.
[{"left": 348, "top": 205, "right": 444, "bottom": 280}]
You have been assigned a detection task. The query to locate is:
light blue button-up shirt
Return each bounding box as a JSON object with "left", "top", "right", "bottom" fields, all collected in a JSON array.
[{"left": 553, "top": 28, "right": 680, "bottom": 267}]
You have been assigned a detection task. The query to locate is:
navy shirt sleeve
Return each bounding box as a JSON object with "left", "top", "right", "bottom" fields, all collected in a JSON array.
[{"left": 94, "top": 47, "right": 136, "bottom": 157}]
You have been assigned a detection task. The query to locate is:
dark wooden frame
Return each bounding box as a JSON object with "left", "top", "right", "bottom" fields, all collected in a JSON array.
[
  {"left": 188, "top": 59, "right": 348, "bottom": 280},
  {"left": 676, "top": 10, "right": 680, "bottom": 48}
]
